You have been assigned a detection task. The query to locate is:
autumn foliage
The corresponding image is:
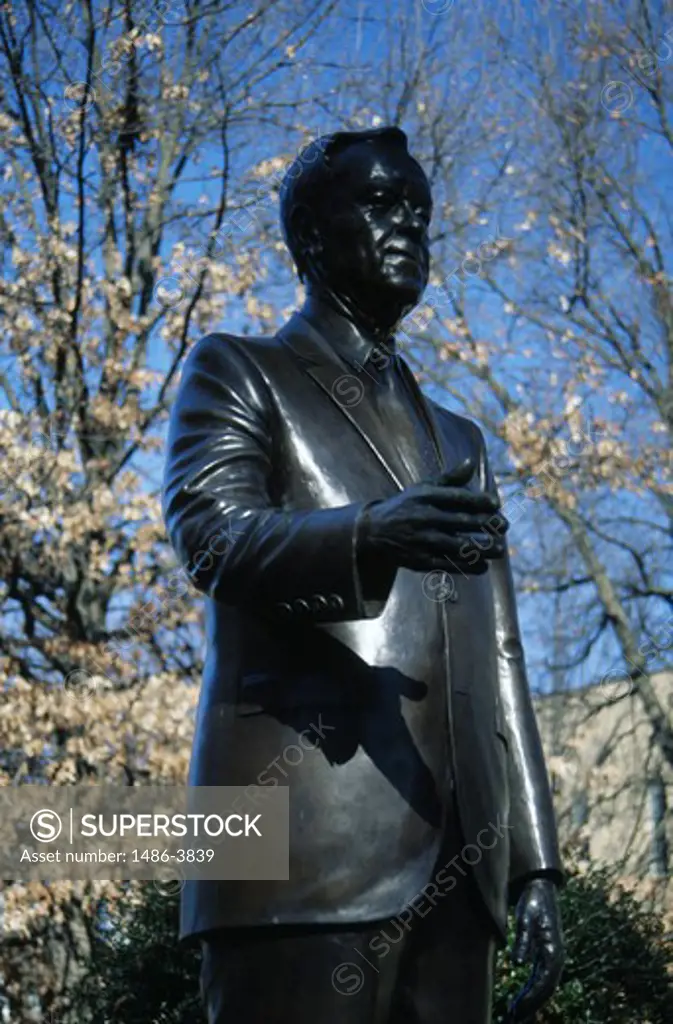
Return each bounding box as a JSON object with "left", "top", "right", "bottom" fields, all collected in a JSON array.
[{"left": 0, "top": 0, "right": 671, "bottom": 1019}]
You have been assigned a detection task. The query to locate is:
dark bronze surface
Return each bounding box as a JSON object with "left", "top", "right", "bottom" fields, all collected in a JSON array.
[
  {"left": 199, "top": 817, "right": 496, "bottom": 1024},
  {"left": 161, "top": 126, "right": 565, "bottom": 1022}
]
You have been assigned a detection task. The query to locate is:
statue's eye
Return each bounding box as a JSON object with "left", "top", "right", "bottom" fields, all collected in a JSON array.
[{"left": 369, "top": 190, "right": 393, "bottom": 206}]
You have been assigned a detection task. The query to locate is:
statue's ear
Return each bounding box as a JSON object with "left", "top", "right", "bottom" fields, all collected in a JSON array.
[
  {"left": 290, "top": 201, "right": 320, "bottom": 252},
  {"left": 289, "top": 202, "right": 324, "bottom": 281}
]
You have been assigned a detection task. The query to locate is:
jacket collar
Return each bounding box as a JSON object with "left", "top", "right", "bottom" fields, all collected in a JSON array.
[
  {"left": 276, "top": 302, "right": 447, "bottom": 490},
  {"left": 299, "top": 292, "right": 395, "bottom": 373}
]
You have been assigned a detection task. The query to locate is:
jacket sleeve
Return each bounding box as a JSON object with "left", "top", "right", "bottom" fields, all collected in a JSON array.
[
  {"left": 476, "top": 426, "right": 565, "bottom": 901},
  {"left": 161, "top": 332, "right": 389, "bottom": 624}
]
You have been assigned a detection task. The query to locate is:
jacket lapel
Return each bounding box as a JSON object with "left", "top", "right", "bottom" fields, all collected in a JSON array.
[{"left": 277, "top": 312, "right": 410, "bottom": 490}]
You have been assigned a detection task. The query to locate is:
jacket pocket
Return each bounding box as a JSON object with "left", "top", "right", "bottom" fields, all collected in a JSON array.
[{"left": 235, "top": 670, "right": 373, "bottom": 716}]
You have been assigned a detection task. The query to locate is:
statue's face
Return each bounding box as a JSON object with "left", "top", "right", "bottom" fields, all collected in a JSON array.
[{"left": 313, "top": 140, "right": 432, "bottom": 320}]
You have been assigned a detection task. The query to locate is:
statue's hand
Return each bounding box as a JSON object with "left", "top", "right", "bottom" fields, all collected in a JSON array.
[
  {"left": 359, "top": 456, "right": 507, "bottom": 575},
  {"left": 507, "top": 878, "right": 565, "bottom": 1022}
]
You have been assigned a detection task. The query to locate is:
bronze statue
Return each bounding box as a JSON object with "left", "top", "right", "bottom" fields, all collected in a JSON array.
[{"left": 162, "top": 126, "right": 565, "bottom": 1024}]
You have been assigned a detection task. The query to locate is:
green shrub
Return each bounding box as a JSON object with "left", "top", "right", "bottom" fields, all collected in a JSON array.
[
  {"left": 72, "top": 864, "right": 672, "bottom": 1023},
  {"left": 73, "top": 883, "right": 204, "bottom": 1024}
]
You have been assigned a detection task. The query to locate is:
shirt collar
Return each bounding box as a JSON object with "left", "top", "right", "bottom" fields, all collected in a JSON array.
[{"left": 299, "top": 292, "right": 396, "bottom": 372}]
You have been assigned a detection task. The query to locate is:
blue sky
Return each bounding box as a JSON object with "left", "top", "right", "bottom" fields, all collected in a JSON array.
[{"left": 1, "top": 0, "right": 670, "bottom": 695}]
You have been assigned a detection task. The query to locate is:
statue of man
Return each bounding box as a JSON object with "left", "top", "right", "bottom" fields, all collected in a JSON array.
[{"left": 162, "top": 125, "right": 565, "bottom": 1024}]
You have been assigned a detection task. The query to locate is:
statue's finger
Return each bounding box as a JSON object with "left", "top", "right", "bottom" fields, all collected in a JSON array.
[
  {"left": 510, "top": 976, "right": 551, "bottom": 1021},
  {"left": 511, "top": 921, "right": 532, "bottom": 964},
  {"left": 436, "top": 457, "right": 475, "bottom": 486},
  {"left": 509, "top": 953, "right": 562, "bottom": 1022}
]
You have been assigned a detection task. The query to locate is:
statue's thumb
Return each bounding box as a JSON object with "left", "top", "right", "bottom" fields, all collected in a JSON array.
[{"left": 438, "top": 457, "right": 475, "bottom": 487}]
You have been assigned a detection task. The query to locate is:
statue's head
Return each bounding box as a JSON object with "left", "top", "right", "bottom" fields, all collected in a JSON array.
[{"left": 280, "top": 126, "right": 432, "bottom": 328}]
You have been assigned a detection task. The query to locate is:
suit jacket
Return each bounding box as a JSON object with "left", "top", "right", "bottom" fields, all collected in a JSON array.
[{"left": 161, "top": 307, "right": 563, "bottom": 944}]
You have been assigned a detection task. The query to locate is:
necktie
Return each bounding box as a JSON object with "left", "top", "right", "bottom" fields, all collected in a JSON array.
[{"left": 365, "top": 351, "right": 440, "bottom": 482}]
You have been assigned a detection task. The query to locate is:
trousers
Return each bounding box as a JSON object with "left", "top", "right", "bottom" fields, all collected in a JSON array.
[{"left": 199, "top": 868, "right": 496, "bottom": 1023}]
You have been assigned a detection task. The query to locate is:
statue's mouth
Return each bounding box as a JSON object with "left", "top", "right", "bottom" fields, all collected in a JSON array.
[
  {"left": 383, "top": 239, "right": 428, "bottom": 274},
  {"left": 385, "top": 242, "right": 420, "bottom": 260}
]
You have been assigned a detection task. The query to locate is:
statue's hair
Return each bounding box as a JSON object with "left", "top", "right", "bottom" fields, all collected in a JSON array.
[{"left": 279, "top": 126, "right": 414, "bottom": 281}]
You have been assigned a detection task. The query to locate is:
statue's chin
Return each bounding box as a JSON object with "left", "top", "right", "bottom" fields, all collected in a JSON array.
[
  {"left": 321, "top": 274, "right": 425, "bottom": 331},
  {"left": 379, "top": 279, "right": 426, "bottom": 317},
  {"left": 384, "top": 263, "right": 427, "bottom": 299}
]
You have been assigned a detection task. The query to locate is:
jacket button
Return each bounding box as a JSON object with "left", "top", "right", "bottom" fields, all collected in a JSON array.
[
  {"left": 501, "top": 638, "right": 523, "bottom": 660},
  {"left": 327, "top": 593, "right": 344, "bottom": 611},
  {"left": 276, "top": 602, "right": 293, "bottom": 616},
  {"left": 293, "top": 598, "right": 311, "bottom": 615},
  {"left": 311, "top": 594, "right": 329, "bottom": 613}
]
